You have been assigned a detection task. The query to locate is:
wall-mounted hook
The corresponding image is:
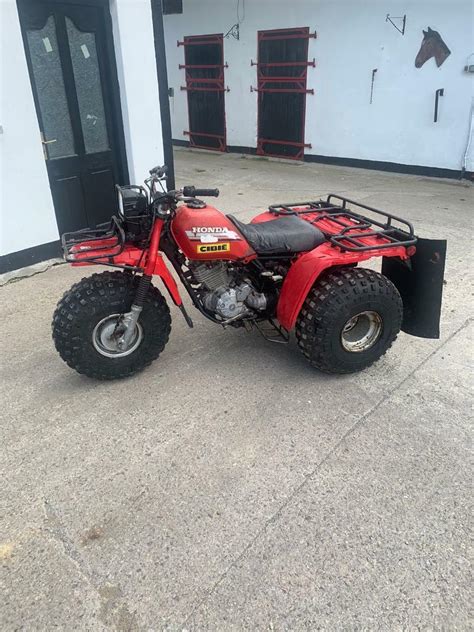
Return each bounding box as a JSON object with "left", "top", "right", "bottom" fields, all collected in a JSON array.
[
  {"left": 434, "top": 88, "right": 444, "bottom": 122},
  {"left": 370, "top": 68, "right": 378, "bottom": 104}
]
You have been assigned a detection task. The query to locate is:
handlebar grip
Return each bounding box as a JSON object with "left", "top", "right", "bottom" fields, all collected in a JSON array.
[
  {"left": 183, "top": 186, "right": 219, "bottom": 198},
  {"left": 150, "top": 165, "right": 167, "bottom": 177}
]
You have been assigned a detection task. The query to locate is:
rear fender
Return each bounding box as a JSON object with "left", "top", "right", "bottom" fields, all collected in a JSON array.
[
  {"left": 276, "top": 242, "right": 410, "bottom": 330},
  {"left": 382, "top": 238, "right": 447, "bottom": 339}
]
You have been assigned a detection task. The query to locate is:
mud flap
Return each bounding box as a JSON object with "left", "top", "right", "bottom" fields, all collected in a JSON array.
[{"left": 382, "top": 238, "right": 447, "bottom": 339}]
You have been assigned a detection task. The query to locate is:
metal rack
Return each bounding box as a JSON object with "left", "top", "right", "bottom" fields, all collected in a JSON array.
[
  {"left": 62, "top": 217, "right": 126, "bottom": 264},
  {"left": 268, "top": 195, "right": 416, "bottom": 253}
]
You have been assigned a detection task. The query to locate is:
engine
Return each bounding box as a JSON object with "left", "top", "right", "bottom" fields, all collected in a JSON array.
[{"left": 190, "top": 262, "right": 267, "bottom": 320}]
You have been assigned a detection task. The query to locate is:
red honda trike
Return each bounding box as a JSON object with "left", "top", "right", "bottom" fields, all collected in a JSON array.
[{"left": 53, "top": 166, "right": 446, "bottom": 380}]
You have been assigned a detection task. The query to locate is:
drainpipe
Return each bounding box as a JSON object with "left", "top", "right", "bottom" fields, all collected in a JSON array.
[{"left": 461, "top": 98, "right": 474, "bottom": 178}]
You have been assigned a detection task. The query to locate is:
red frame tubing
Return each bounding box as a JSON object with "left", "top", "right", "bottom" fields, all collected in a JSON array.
[
  {"left": 276, "top": 242, "right": 410, "bottom": 331},
  {"left": 144, "top": 219, "right": 183, "bottom": 306},
  {"left": 181, "top": 33, "right": 227, "bottom": 152}
]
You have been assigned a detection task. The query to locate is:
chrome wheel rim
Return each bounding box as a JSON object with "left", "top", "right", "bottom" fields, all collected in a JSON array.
[
  {"left": 92, "top": 314, "right": 143, "bottom": 358},
  {"left": 341, "top": 311, "right": 383, "bottom": 353}
]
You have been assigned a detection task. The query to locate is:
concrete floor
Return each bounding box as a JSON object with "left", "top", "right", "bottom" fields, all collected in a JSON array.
[{"left": 1, "top": 149, "right": 472, "bottom": 630}]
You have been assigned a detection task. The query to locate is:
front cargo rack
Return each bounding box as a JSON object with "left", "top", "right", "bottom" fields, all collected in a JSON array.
[
  {"left": 268, "top": 194, "right": 417, "bottom": 252},
  {"left": 62, "top": 216, "right": 126, "bottom": 264}
]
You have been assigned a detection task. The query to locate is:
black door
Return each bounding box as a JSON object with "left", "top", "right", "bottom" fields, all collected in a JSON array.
[
  {"left": 180, "top": 34, "right": 227, "bottom": 151},
  {"left": 256, "top": 28, "right": 315, "bottom": 160},
  {"left": 17, "top": 0, "right": 127, "bottom": 234}
]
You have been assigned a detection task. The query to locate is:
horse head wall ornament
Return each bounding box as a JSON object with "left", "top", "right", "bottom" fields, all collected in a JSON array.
[{"left": 415, "top": 27, "right": 451, "bottom": 68}]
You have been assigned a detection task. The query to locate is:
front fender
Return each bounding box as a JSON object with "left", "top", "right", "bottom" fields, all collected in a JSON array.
[
  {"left": 72, "top": 247, "right": 184, "bottom": 307},
  {"left": 276, "top": 242, "right": 409, "bottom": 330},
  {"left": 152, "top": 254, "right": 183, "bottom": 306}
]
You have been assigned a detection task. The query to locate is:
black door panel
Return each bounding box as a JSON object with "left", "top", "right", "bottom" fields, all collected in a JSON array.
[
  {"left": 18, "top": 0, "right": 127, "bottom": 233},
  {"left": 181, "top": 34, "right": 226, "bottom": 151},
  {"left": 256, "top": 28, "right": 314, "bottom": 160}
]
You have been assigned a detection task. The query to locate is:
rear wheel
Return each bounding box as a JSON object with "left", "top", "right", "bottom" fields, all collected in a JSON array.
[
  {"left": 52, "top": 271, "right": 171, "bottom": 380},
  {"left": 296, "top": 267, "right": 402, "bottom": 374}
]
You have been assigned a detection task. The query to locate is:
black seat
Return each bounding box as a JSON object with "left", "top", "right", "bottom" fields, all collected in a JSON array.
[{"left": 228, "top": 214, "right": 326, "bottom": 255}]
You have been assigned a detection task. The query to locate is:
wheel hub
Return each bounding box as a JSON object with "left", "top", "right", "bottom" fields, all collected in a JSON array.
[
  {"left": 92, "top": 314, "right": 143, "bottom": 358},
  {"left": 341, "top": 310, "right": 382, "bottom": 353}
]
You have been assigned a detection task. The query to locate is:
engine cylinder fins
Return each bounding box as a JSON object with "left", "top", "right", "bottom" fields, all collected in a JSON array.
[{"left": 190, "top": 261, "right": 231, "bottom": 290}]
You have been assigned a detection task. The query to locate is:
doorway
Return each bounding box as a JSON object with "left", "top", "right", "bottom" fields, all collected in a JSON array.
[
  {"left": 17, "top": 0, "right": 128, "bottom": 234},
  {"left": 179, "top": 33, "right": 227, "bottom": 151},
  {"left": 255, "top": 27, "right": 315, "bottom": 160}
]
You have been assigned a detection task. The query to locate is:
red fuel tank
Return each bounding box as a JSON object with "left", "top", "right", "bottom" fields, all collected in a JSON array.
[{"left": 171, "top": 203, "right": 256, "bottom": 261}]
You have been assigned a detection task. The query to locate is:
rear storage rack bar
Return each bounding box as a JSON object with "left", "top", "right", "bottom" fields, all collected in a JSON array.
[
  {"left": 268, "top": 194, "right": 416, "bottom": 252},
  {"left": 62, "top": 216, "right": 127, "bottom": 264}
]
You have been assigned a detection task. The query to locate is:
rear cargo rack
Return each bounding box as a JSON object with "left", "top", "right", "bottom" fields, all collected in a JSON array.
[
  {"left": 268, "top": 194, "right": 417, "bottom": 252},
  {"left": 62, "top": 216, "right": 126, "bottom": 264}
]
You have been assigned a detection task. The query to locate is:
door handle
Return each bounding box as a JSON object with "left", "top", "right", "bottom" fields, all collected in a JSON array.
[{"left": 40, "top": 132, "right": 57, "bottom": 159}]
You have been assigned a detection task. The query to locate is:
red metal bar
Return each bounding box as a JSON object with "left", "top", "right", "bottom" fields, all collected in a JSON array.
[
  {"left": 178, "top": 34, "right": 223, "bottom": 46},
  {"left": 186, "top": 131, "right": 226, "bottom": 152},
  {"left": 257, "top": 144, "right": 304, "bottom": 161},
  {"left": 258, "top": 26, "right": 314, "bottom": 36},
  {"left": 181, "top": 86, "right": 229, "bottom": 92},
  {"left": 252, "top": 87, "right": 314, "bottom": 94},
  {"left": 251, "top": 59, "right": 316, "bottom": 68},
  {"left": 258, "top": 32, "right": 317, "bottom": 41},
  {"left": 259, "top": 138, "right": 312, "bottom": 148},
  {"left": 184, "top": 76, "right": 224, "bottom": 84},
  {"left": 179, "top": 63, "right": 228, "bottom": 69},
  {"left": 258, "top": 75, "right": 307, "bottom": 82},
  {"left": 184, "top": 130, "right": 224, "bottom": 139}
]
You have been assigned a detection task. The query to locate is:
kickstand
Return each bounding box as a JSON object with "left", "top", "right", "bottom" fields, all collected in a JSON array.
[{"left": 252, "top": 318, "right": 289, "bottom": 344}]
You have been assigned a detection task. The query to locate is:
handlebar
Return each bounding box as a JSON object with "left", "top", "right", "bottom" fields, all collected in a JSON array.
[
  {"left": 149, "top": 165, "right": 167, "bottom": 178},
  {"left": 182, "top": 186, "right": 219, "bottom": 198}
]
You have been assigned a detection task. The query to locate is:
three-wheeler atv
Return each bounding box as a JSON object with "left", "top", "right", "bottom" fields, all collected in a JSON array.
[{"left": 52, "top": 166, "right": 446, "bottom": 380}]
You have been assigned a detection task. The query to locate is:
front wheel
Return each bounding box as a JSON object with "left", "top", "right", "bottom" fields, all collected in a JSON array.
[
  {"left": 52, "top": 271, "right": 171, "bottom": 380},
  {"left": 296, "top": 267, "right": 402, "bottom": 374}
]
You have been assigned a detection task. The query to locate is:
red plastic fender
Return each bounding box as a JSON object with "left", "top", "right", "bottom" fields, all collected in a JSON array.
[
  {"left": 144, "top": 219, "right": 184, "bottom": 307},
  {"left": 152, "top": 254, "right": 183, "bottom": 306},
  {"left": 276, "top": 242, "right": 410, "bottom": 331},
  {"left": 72, "top": 218, "right": 184, "bottom": 307}
]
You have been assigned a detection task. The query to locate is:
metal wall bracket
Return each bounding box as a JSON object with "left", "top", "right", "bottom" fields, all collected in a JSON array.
[{"left": 386, "top": 14, "right": 406, "bottom": 35}]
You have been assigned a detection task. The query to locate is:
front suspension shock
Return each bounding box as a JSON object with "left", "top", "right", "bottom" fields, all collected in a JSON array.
[{"left": 117, "top": 274, "right": 152, "bottom": 350}]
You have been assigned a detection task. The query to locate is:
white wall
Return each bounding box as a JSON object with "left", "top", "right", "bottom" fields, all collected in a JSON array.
[
  {"left": 110, "top": 0, "right": 164, "bottom": 184},
  {"left": 164, "top": 0, "right": 474, "bottom": 171},
  {"left": 0, "top": 0, "right": 164, "bottom": 260},
  {"left": 0, "top": 0, "right": 58, "bottom": 256}
]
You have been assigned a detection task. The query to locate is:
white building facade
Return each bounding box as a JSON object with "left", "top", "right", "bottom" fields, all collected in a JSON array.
[
  {"left": 0, "top": 0, "right": 172, "bottom": 273},
  {"left": 164, "top": 0, "right": 474, "bottom": 174}
]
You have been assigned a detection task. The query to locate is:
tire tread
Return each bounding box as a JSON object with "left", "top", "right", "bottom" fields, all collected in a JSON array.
[
  {"left": 52, "top": 271, "right": 171, "bottom": 380},
  {"left": 295, "top": 267, "right": 402, "bottom": 374}
]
